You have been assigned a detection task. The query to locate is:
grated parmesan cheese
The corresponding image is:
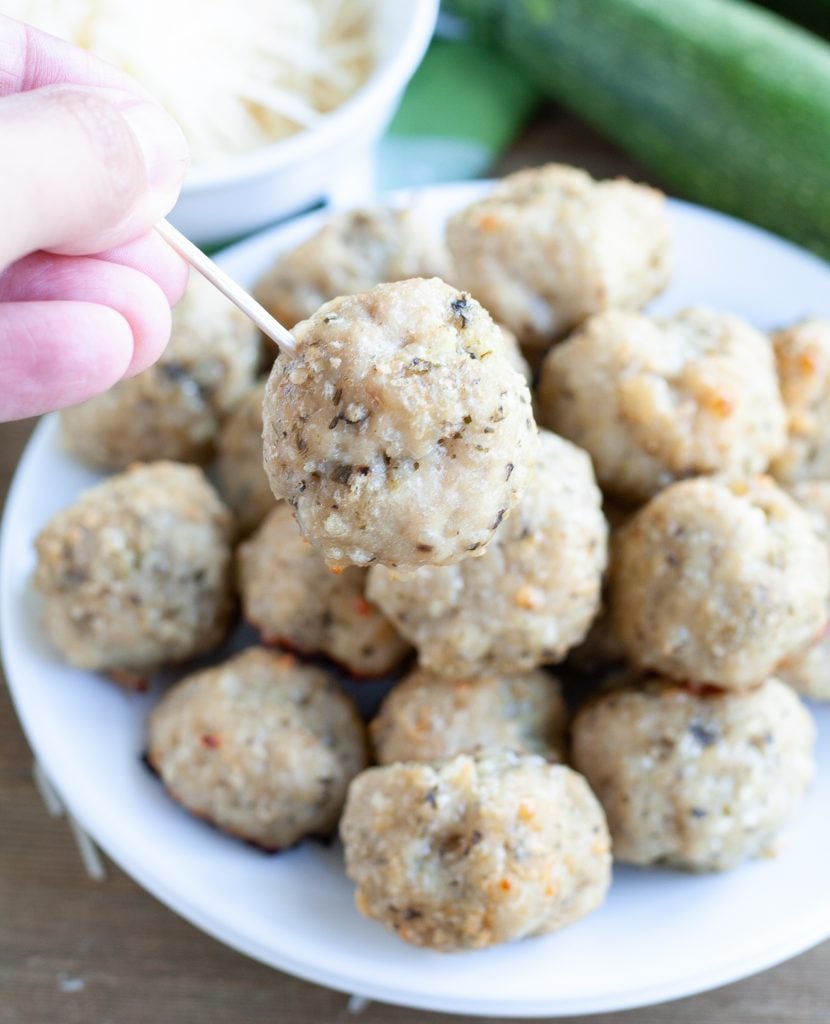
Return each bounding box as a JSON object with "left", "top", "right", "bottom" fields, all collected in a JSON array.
[{"left": 5, "top": 0, "right": 375, "bottom": 164}]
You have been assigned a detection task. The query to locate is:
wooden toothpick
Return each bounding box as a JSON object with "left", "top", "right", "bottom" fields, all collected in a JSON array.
[{"left": 156, "top": 220, "right": 296, "bottom": 353}]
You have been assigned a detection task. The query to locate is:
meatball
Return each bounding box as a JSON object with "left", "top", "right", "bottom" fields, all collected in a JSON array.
[
  {"left": 538, "top": 308, "right": 786, "bottom": 503},
  {"left": 370, "top": 667, "right": 567, "bottom": 765},
  {"left": 215, "top": 381, "right": 275, "bottom": 536},
  {"left": 571, "top": 676, "right": 815, "bottom": 871},
  {"left": 778, "top": 481, "right": 830, "bottom": 699},
  {"left": 254, "top": 206, "right": 453, "bottom": 329},
  {"left": 262, "top": 278, "right": 538, "bottom": 570},
  {"left": 495, "top": 324, "right": 532, "bottom": 383},
  {"left": 611, "top": 476, "right": 829, "bottom": 689},
  {"left": 60, "top": 274, "right": 261, "bottom": 469},
  {"left": 367, "top": 430, "right": 606, "bottom": 677},
  {"left": 446, "top": 164, "right": 670, "bottom": 354},
  {"left": 771, "top": 319, "right": 830, "bottom": 482},
  {"left": 237, "top": 504, "right": 410, "bottom": 677},
  {"left": 33, "top": 462, "right": 234, "bottom": 684},
  {"left": 779, "top": 625, "right": 830, "bottom": 702},
  {"left": 340, "top": 751, "right": 611, "bottom": 950},
  {"left": 147, "top": 648, "right": 368, "bottom": 849}
]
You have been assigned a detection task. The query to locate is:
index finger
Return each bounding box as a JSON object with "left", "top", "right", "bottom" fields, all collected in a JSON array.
[{"left": 0, "top": 14, "right": 150, "bottom": 98}]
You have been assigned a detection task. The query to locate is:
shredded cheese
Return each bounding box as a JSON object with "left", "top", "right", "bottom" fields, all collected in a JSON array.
[{"left": 6, "top": 0, "right": 375, "bottom": 164}]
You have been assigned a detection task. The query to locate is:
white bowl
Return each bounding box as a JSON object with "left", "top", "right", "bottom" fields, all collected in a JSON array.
[{"left": 168, "top": 0, "right": 439, "bottom": 247}]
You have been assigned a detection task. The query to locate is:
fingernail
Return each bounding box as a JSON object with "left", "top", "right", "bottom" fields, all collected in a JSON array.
[{"left": 121, "top": 100, "right": 190, "bottom": 194}]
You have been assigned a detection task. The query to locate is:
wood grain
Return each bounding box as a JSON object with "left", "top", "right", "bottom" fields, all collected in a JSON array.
[{"left": 2, "top": 109, "right": 829, "bottom": 1024}]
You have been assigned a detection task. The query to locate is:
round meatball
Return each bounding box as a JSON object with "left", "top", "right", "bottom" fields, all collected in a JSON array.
[
  {"left": 367, "top": 430, "right": 606, "bottom": 677},
  {"left": 215, "top": 381, "right": 276, "bottom": 537},
  {"left": 370, "top": 667, "right": 567, "bottom": 765},
  {"left": 33, "top": 462, "right": 234, "bottom": 684},
  {"left": 771, "top": 319, "right": 830, "bottom": 482},
  {"left": 611, "top": 476, "right": 829, "bottom": 689},
  {"left": 147, "top": 648, "right": 368, "bottom": 849},
  {"left": 254, "top": 205, "right": 453, "bottom": 328},
  {"left": 237, "top": 504, "right": 410, "bottom": 677},
  {"left": 60, "top": 273, "right": 261, "bottom": 469},
  {"left": 446, "top": 164, "right": 670, "bottom": 354},
  {"left": 262, "top": 277, "right": 538, "bottom": 570},
  {"left": 538, "top": 308, "right": 786, "bottom": 502},
  {"left": 571, "top": 676, "right": 815, "bottom": 871},
  {"left": 340, "top": 751, "right": 610, "bottom": 950},
  {"left": 778, "top": 481, "right": 830, "bottom": 699}
]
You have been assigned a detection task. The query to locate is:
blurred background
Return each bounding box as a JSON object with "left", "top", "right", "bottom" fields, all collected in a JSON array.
[{"left": 4, "top": 0, "right": 829, "bottom": 252}]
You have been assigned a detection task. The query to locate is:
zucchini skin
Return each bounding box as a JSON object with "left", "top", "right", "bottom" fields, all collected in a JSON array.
[{"left": 447, "top": 0, "right": 830, "bottom": 258}]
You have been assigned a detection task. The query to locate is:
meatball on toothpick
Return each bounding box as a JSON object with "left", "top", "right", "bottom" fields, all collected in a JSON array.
[{"left": 262, "top": 277, "right": 539, "bottom": 570}]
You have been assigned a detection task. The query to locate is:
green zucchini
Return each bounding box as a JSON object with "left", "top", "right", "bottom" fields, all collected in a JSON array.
[{"left": 446, "top": 0, "right": 830, "bottom": 259}]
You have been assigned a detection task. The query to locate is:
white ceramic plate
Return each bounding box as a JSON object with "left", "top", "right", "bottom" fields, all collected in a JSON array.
[{"left": 4, "top": 184, "right": 830, "bottom": 1018}]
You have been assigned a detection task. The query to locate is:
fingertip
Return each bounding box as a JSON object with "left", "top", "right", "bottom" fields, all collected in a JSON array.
[
  {"left": 97, "top": 231, "right": 190, "bottom": 305},
  {"left": 0, "top": 301, "right": 133, "bottom": 420},
  {"left": 123, "top": 281, "right": 173, "bottom": 377},
  {"left": 166, "top": 253, "right": 190, "bottom": 306},
  {"left": 0, "top": 252, "right": 178, "bottom": 381},
  {"left": 83, "top": 306, "right": 136, "bottom": 389}
]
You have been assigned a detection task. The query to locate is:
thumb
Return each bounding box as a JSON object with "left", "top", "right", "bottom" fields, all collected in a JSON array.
[{"left": 0, "top": 84, "right": 189, "bottom": 267}]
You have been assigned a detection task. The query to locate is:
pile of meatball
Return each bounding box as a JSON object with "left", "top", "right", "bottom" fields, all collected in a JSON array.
[{"left": 32, "top": 163, "right": 829, "bottom": 954}]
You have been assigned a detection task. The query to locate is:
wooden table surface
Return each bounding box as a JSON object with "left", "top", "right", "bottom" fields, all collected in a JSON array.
[{"left": 2, "top": 109, "right": 830, "bottom": 1024}]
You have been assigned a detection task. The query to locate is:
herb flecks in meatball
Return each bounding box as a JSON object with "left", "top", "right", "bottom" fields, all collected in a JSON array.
[
  {"left": 148, "top": 648, "right": 367, "bottom": 850},
  {"left": 33, "top": 461, "right": 234, "bottom": 681},
  {"left": 611, "top": 476, "right": 829, "bottom": 688},
  {"left": 772, "top": 318, "right": 830, "bottom": 483},
  {"left": 538, "top": 308, "right": 786, "bottom": 502},
  {"left": 254, "top": 206, "right": 454, "bottom": 329},
  {"left": 572, "top": 676, "right": 815, "bottom": 871},
  {"left": 370, "top": 667, "right": 567, "bottom": 765},
  {"left": 263, "top": 278, "right": 538, "bottom": 570},
  {"left": 367, "top": 431, "right": 606, "bottom": 676},
  {"left": 340, "top": 751, "right": 610, "bottom": 950},
  {"left": 446, "top": 164, "right": 670, "bottom": 354},
  {"left": 237, "top": 504, "right": 410, "bottom": 677}
]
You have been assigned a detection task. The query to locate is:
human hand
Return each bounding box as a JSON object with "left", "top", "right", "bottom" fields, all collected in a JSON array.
[{"left": 0, "top": 16, "right": 190, "bottom": 421}]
